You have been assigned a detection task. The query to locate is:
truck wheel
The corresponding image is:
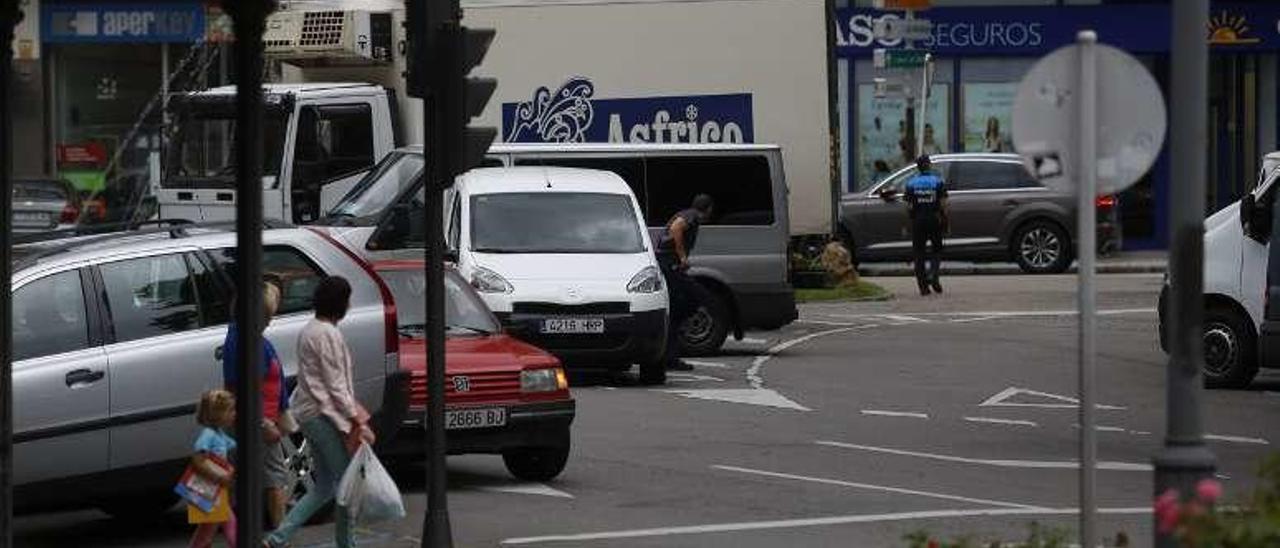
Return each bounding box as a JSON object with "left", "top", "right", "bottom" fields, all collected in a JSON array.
[
  {"left": 680, "top": 286, "right": 731, "bottom": 357},
  {"left": 1012, "top": 220, "right": 1072, "bottom": 274},
  {"left": 503, "top": 442, "right": 571, "bottom": 482},
  {"left": 1203, "top": 306, "right": 1259, "bottom": 389}
]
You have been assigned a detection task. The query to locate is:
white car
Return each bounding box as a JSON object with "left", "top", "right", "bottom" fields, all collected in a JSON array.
[
  {"left": 1160, "top": 152, "right": 1280, "bottom": 388},
  {"left": 447, "top": 167, "right": 670, "bottom": 384}
]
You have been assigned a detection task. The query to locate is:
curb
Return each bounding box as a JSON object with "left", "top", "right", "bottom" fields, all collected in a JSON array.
[{"left": 858, "top": 262, "right": 1166, "bottom": 277}]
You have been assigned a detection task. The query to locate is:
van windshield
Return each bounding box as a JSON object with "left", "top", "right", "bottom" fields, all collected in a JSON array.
[
  {"left": 327, "top": 152, "right": 425, "bottom": 220},
  {"left": 470, "top": 192, "right": 644, "bottom": 254}
]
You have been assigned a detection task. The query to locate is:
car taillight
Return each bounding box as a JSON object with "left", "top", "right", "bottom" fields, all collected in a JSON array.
[
  {"left": 1095, "top": 195, "right": 1116, "bottom": 210},
  {"left": 60, "top": 204, "right": 79, "bottom": 224}
]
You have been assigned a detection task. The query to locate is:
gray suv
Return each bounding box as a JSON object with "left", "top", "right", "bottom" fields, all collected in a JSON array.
[
  {"left": 10, "top": 224, "right": 401, "bottom": 517},
  {"left": 838, "top": 153, "right": 1108, "bottom": 274}
]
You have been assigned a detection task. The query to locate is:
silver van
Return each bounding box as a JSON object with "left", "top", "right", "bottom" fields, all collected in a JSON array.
[
  {"left": 10, "top": 224, "right": 401, "bottom": 516},
  {"left": 323, "top": 143, "right": 798, "bottom": 355}
]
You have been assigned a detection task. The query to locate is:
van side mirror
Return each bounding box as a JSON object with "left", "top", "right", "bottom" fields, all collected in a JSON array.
[
  {"left": 1243, "top": 194, "right": 1273, "bottom": 243},
  {"left": 368, "top": 203, "right": 412, "bottom": 250}
]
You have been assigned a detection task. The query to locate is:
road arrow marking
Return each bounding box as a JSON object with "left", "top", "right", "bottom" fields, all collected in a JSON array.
[
  {"left": 815, "top": 440, "right": 1152, "bottom": 471},
  {"left": 479, "top": 482, "right": 575, "bottom": 499},
  {"left": 979, "top": 386, "right": 1126, "bottom": 410},
  {"left": 664, "top": 388, "right": 811, "bottom": 411}
]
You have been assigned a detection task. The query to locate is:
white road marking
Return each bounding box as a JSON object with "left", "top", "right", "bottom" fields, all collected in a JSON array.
[
  {"left": 881, "top": 314, "right": 929, "bottom": 324},
  {"left": 746, "top": 325, "right": 876, "bottom": 389},
  {"left": 1071, "top": 424, "right": 1127, "bottom": 433},
  {"left": 1205, "top": 434, "right": 1270, "bottom": 445},
  {"left": 663, "top": 388, "right": 811, "bottom": 411},
  {"left": 500, "top": 507, "right": 1151, "bottom": 545},
  {"left": 964, "top": 416, "right": 1039, "bottom": 427},
  {"left": 794, "top": 318, "right": 859, "bottom": 327},
  {"left": 829, "top": 308, "right": 1155, "bottom": 320},
  {"left": 1129, "top": 430, "right": 1151, "bottom": 436},
  {"left": 683, "top": 360, "right": 731, "bottom": 368},
  {"left": 980, "top": 386, "right": 1127, "bottom": 410},
  {"left": 667, "top": 373, "right": 726, "bottom": 383},
  {"left": 861, "top": 409, "right": 929, "bottom": 419},
  {"left": 479, "top": 482, "right": 575, "bottom": 499},
  {"left": 740, "top": 337, "right": 769, "bottom": 345},
  {"left": 815, "top": 440, "right": 1153, "bottom": 472},
  {"left": 711, "top": 465, "right": 1043, "bottom": 510},
  {"left": 949, "top": 315, "right": 999, "bottom": 323}
]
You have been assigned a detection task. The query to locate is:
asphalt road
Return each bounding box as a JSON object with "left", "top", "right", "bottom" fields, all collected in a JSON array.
[{"left": 15, "top": 274, "right": 1280, "bottom": 547}]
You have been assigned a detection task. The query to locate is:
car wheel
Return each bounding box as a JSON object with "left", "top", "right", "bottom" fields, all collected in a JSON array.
[
  {"left": 679, "top": 285, "right": 731, "bottom": 357},
  {"left": 1013, "top": 220, "right": 1072, "bottom": 274},
  {"left": 1203, "top": 307, "right": 1259, "bottom": 389},
  {"left": 98, "top": 492, "right": 178, "bottom": 521},
  {"left": 503, "top": 443, "right": 571, "bottom": 482}
]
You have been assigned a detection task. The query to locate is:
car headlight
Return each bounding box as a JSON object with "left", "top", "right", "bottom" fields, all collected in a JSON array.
[
  {"left": 521, "top": 367, "right": 568, "bottom": 392},
  {"left": 627, "top": 266, "right": 663, "bottom": 293},
  {"left": 471, "top": 266, "right": 513, "bottom": 294}
]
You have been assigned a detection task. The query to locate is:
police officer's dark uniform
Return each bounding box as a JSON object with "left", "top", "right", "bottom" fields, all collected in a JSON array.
[
  {"left": 656, "top": 194, "right": 714, "bottom": 372},
  {"left": 904, "top": 156, "right": 947, "bottom": 296}
]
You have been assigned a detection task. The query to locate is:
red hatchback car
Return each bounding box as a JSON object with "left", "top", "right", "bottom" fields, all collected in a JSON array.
[{"left": 374, "top": 260, "right": 575, "bottom": 481}]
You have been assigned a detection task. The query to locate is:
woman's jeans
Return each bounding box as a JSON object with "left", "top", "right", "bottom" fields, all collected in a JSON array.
[{"left": 266, "top": 416, "right": 353, "bottom": 547}]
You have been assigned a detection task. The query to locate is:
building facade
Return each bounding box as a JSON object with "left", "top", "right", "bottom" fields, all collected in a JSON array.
[{"left": 837, "top": 0, "right": 1280, "bottom": 249}]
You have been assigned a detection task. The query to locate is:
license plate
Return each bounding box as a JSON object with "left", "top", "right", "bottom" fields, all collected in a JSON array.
[
  {"left": 13, "top": 212, "right": 48, "bottom": 224},
  {"left": 445, "top": 407, "right": 507, "bottom": 430},
  {"left": 541, "top": 317, "right": 605, "bottom": 334}
]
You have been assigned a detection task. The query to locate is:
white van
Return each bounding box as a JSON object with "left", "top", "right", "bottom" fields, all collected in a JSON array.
[
  {"left": 433, "top": 167, "right": 669, "bottom": 384},
  {"left": 1159, "top": 152, "right": 1280, "bottom": 388}
]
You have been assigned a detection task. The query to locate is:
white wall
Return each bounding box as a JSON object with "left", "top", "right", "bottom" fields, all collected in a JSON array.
[{"left": 464, "top": 0, "right": 834, "bottom": 236}]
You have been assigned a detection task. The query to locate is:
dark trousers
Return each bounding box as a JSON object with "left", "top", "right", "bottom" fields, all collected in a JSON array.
[
  {"left": 659, "top": 258, "right": 699, "bottom": 364},
  {"left": 912, "top": 217, "right": 943, "bottom": 291}
]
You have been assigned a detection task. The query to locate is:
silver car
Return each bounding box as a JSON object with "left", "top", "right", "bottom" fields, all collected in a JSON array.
[
  {"left": 838, "top": 153, "right": 1114, "bottom": 274},
  {"left": 13, "top": 178, "right": 80, "bottom": 234},
  {"left": 11, "top": 224, "right": 402, "bottom": 517}
]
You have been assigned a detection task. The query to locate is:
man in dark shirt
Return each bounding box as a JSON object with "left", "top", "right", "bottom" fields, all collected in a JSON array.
[
  {"left": 657, "top": 194, "right": 715, "bottom": 372},
  {"left": 904, "top": 155, "right": 948, "bottom": 296}
]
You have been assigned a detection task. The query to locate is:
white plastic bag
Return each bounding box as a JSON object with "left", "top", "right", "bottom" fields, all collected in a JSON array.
[{"left": 337, "top": 442, "right": 406, "bottom": 523}]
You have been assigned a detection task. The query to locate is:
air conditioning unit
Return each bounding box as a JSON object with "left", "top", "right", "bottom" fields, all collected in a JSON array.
[{"left": 264, "top": 10, "right": 394, "bottom": 66}]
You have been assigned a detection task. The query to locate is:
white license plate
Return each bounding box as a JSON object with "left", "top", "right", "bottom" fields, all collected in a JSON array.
[
  {"left": 541, "top": 318, "right": 605, "bottom": 334},
  {"left": 13, "top": 212, "right": 48, "bottom": 224},
  {"left": 445, "top": 407, "right": 507, "bottom": 430}
]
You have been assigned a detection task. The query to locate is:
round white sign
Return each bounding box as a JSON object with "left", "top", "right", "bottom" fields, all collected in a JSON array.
[{"left": 1012, "top": 42, "right": 1167, "bottom": 195}]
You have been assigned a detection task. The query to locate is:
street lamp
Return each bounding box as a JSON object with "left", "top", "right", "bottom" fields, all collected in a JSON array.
[
  {"left": 0, "top": 1, "right": 20, "bottom": 545},
  {"left": 224, "top": 1, "right": 278, "bottom": 546}
]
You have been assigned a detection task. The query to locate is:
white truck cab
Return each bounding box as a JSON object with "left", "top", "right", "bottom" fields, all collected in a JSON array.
[
  {"left": 1161, "top": 151, "right": 1280, "bottom": 387},
  {"left": 157, "top": 83, "right": 400, "bottom": 224}
]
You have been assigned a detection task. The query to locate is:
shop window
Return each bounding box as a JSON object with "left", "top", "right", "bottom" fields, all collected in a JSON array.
[
  {"left": 962, "top": 83, "right": 1018, "bottom": 152},
  {"left": 857, "top": 84, "right": 950, "bottom": 190},
  {"left": 644, "top": 155, "right": 774, "bottom": 227}
]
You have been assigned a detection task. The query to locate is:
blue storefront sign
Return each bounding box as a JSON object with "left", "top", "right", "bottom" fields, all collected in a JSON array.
[
  {"left": 836, "top": 2, "right": 1280, "bottom": 57},
  {"left": 503, "top": 77, "right": 754, "bottom": 144},
  {"left": 42, "top": 2, "right": 205, "bottom": 43}
]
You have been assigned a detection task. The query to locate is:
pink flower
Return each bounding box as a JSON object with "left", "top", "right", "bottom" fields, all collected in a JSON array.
[
  {"left": 1154, "top": 489, "right": 1182, "bottom": 534},
  {"left": 1195, "top": 478, "right": 1223, "bottom": 504}
]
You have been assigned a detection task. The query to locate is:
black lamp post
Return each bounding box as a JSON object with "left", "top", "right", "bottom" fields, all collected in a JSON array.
[
  {"left": 224, "top": 1, "right": 276, "bottom": 545},
  {"left": 0, "top": 2, "right": 22, "bottom": 546}
]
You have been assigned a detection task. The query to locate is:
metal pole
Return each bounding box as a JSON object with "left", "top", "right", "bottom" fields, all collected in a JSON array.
[
  {"left": 1075, "top": 29, "right": 1098, "bottom": 548},
  {"left": 421, "top": 0, "right": 455, "bottom": 545},
  {"left": 227, "top": 2, "right": 273, "bottom": 545},
  {"left": 918, "top": 53, "right": 930, "bottom": 157},
  {"left": 0, "top": 3, "right": 20, "bottom": 546},
  {"left": 1155, "top": 1, "right": 1216, "bottom": 545}
]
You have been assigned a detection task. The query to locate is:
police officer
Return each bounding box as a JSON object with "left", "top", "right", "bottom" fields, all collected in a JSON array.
[
  {"left": 904, "top": 155, "right": 948, "bottom": 296},
  {"left": 657, "top": 194, "right": 715, "bottom": 373}
]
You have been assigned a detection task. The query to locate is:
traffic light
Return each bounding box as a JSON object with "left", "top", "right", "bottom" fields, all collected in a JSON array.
[{"left": 453, "top": 27, "right": 497, "bottom": 175}]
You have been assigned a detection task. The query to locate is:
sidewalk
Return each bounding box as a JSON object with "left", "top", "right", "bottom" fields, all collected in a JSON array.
[{"left": 856, "top": 250, "right": 1167, "bottom": 276}]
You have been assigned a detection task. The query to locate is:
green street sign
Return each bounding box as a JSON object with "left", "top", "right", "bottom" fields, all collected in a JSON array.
[{"left": 874, "top": 49, "right": 929, "bottom": 69}]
